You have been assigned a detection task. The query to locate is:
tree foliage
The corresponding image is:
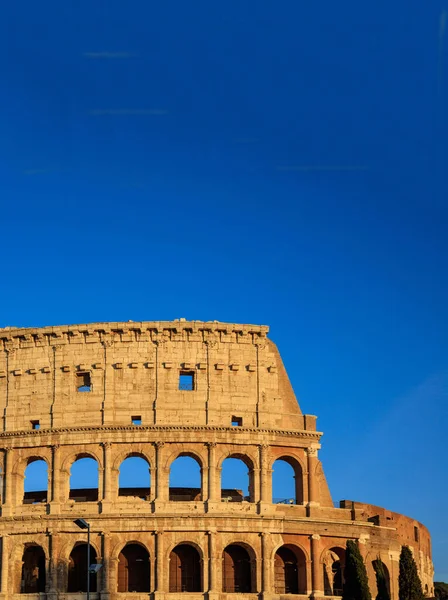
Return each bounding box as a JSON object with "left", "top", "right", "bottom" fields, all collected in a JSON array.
[
  {"left": 399, "top": 546, "right": 424, "bottom": 600},
  {"left": 373, "top": 558, "right": 391, "bottom": 600},
  {"left": 435, "top": 582, "right": 448, "bottom": 600},
  {"left": 342, "top": 540, "right": 372, "bottom": 600}
]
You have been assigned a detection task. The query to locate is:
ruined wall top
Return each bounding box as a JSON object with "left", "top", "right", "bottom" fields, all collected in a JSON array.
[{"left": 0, "top": 320, "right": 317, "bottom": 436}]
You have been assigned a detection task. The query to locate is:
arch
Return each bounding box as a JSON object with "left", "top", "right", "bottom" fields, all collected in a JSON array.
[
  {"left": 274, "top": 544, "right": 307, "bottom": 594},
  {"left": 23, "top": 459, "right": 48, "bottom": 504},
  {"left": 323, "top": 547, "right": 346, "bottom": 597},
  {"left": 68, "top": 543, "right": 98, "bottom": 592},
  {"left": 118, "top": 455, "right": 151, "bottom": 499},
  {"left": 169, "top": 543, "right": 202, "bottom": 592},
  {"left": 20, "top": 545, "right": 46, "bottom": 593},
  {"left": 222, "top": 543, "right": 255, "bottom": 593},
  {"left": 169, "top": 454, "right": 202, "bottom": 501},
  {"left": 221, "top": 454, "right": 255, "bottom": 502},
  {"left": 373, "top": 559, "right": 391, "bottom": 599},
  {"left": 272, "top": 456, "right": 304, "bottom": 504},
  {"left": 70, "top": 455, "right": 99, "bottom": 502},
  {"left": 118, "top": 543, "right": 150, "bottom": 592}
]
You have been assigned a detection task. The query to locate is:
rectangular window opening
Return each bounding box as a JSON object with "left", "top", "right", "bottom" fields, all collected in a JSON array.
[
  {"left": 132, "top": 415, "right": 142, "bottom": 426},
  {"left": 179, "top": 371, "right": 194, "bottom": 391},
  {"left": 31, "top": 420, "right": 40, "bottom": 430},
  {"left": 414, "top": 526, "right": 419, "bottom": 542},
  {"left": 231, "top": 416, "right": 243, "bottom": 427},
  {"left": 76, "top": 371, "right": 92, "bottom": 392}
]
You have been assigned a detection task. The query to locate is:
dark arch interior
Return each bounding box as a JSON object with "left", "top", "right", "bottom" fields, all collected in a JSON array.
[
  {"left": 223, "top": 544, "right": 252, "bottom": 593},
  {"left": 68, "top": 543, "right": 98, "bottom": 592},
  {"left": 169, "top": 544, "right": 201, "bottom": 592},
  {"left": 21, "top": 545, "right": 46, "bottom": 593},
  {"left": 118, "top": 543, "right": 150, "bottom": 592},
  {"left": 274, "top": 546, "right": 301, "bottom": 594}
]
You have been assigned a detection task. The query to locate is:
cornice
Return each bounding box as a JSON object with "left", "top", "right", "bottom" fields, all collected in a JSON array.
[
  {"left": 0, "top": 320, "right": 269, "bottom": 349},
  {"left": 0, "top": 424, "right": 322, "bottom": 441}
]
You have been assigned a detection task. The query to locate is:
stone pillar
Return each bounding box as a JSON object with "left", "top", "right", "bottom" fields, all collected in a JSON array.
[
  {"left": 358, "top": 535, "right": 369, "bottom": 560},
  {"left": 101, "top": 443, "right": 112, "bottom": 511},
  {"left": 206, "top": 443, "right": 219, "bottom": 510},
  {"left": 1, "top": 535, "right": 9, "bottom": 595},
  {"left": 260, "top": 531, "right": 272, "bottom": 598},
  {"left": 306, "top": 447, "right": 320, "bottom": 507},
  {"left": 207, "top": 530, "right": 219, "bottom": 599},
  {"left": 2, "top": 449, "right": 13, "bottom": 516},
  {"left": 311, "top": 534, "right": 323, "bottom": 597},
  {"left": 101, "top": 532, "right": 111, "bottom": 598},
  {"left": 252, "top": 467, "right": 260, "bottom": 503},
  {"left": 47, "top": 531, "right": 59, "bottom": 597},
  {"left": 259, "top": 444, "right": 272, "bottom": 514},
  {"left": 154, "top": 442, "right": 167, "bottom": 507},
  {"left": 50, "top": 445, "right": 61, "bottom": 513},
  {"left": 155, "top": 530, "right": 165, "bottom": 599}
]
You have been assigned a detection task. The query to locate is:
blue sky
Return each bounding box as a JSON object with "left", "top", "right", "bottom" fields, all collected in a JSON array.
[{"left": 2, "top": 0, "right": 447, "bottom": 581}]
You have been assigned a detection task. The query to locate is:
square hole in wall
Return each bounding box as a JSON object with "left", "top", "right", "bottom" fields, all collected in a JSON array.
[
  {"left": 179, "top": 371, "right": 194, "bottom": 391},
  {"left": 31, "top": 420, "right": 40, "bottom": 430},
  {"left": 132, "top": 416, "right": 142, "bottom": 425},
  {"left": 231, "top": 416, "right": 243, "bottom": 427},
  {"left": 76, "top": 372, "right": 92, "bottom": 392}
]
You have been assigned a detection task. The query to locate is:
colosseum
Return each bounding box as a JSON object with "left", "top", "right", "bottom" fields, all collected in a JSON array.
[{"left": 0, "top": 319, "right": 434, "bottom": 599}]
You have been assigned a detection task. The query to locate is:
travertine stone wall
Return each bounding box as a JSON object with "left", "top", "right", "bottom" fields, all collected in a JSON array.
[{"left": 0, "top": 320, "right": 434, "bottom": 600}]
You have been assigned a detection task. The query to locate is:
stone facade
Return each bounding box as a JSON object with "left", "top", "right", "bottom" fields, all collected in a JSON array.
[{"left": 0, "top": 320, "right": 434, "bottom": 599}]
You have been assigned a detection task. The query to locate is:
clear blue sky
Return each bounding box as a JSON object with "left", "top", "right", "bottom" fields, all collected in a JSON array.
[{"left": 2, "top": 0, "right": 447, "bottom": 582}]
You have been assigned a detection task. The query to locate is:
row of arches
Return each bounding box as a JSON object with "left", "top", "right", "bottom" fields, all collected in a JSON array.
[
  {"left": 24, "top": 454, "right": 302, "bottom": 504},
  {"left": 19, "top": 541, "right": 390, "bottom": 596}
]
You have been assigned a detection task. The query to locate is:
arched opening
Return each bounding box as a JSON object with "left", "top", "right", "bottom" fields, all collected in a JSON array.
[
  {"left": 222, "top": 544, "right": 253, "bottom": 593},
  {"left": 169, "top": 544, "right": 201, "bottom": 592},
  {"left": 169, "top": 455, "right": 202, "bottom": 501},
  {"left": 118, "top": 543, "right": 150, "bottom": 592},
  {"left": 20, "top": 545, "right": 46, "bottom": 593},
  {"left": 23, "top": 459, "right": 48, "bottom": 504},
  {"left": 70, "top": 456, "right": 99, "bottom": 502},
  {"left": 323, "top": 547, "right": 345, "bottom": 596},
  {"left": 68, "top": 543, "right": 98, "bottom": 592},
  {"left": 221, "top": 456, "right": 254, "bottom": 502},
  {"left": 118, "top": 455, "right": 151, "bottom": 499},
  {"left": 274, "top": 545, "right": 307, "bottom": 594},
  {"left": 373, "top": 559, "right": 391, "bottom": 599},
  {"left": 272, "top": 457, "right": 303, "bottom": 504}
]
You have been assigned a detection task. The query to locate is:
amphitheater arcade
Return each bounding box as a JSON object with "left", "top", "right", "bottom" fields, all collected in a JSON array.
[{"left": 0, "top": 320, "right": 434, "bottom": 599}]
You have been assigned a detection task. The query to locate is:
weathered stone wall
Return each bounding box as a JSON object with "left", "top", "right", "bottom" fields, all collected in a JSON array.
[{"left": 0, "top": 320, "right": 434, "bottom": 600}]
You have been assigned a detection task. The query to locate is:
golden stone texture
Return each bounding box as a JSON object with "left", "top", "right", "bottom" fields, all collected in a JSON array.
[{"left": 0, "top": 320, "right": 434, "bottom": 599}]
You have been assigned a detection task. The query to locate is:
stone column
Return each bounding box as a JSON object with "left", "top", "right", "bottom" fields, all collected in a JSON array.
[
  {"left": 47, "top": 531, "right": 59, "bottom": 596},
  {"left": 154, "top": 442, "right": 167, "bottom": 506},
  {"left": 50, "top": 445, "right": 61, "bottom": 513},
  {"left": 2, "top": 449, "right": 13, "bottom": 516},
  {"left": 207, "top": 530, "right": 219, "bottom": 599},
  {"left": 358, "top": 535, "right": 369, "bottom": 560},
  {"left": 101, "top": 532, "right": 111, "bottom": 597},
  {"left": 311, "top": 534, "right": 323, "bottom": 597},
  {"left": 251, "top": 467, "right": 260, "bottom": 503},
  {"left": 101, "top": 443, "right": 112, "bottom": 510},
  {"left": 259, "top": 444, "right": 271, "bottom": 514},
  {"left": 155, "top": 530, "right": 165, "bottom": 599},
  {"left": 306, "top": 447, "right": 320, "bottom": 507},
  {"left": 206, "top": 443, "right": 219, "bottom": 509},
  {"left": 260, "top": 531, "right": 272, "bottom": 597},
  {"left": 1, "top": 535, "right": 9, "bottom": 594}
]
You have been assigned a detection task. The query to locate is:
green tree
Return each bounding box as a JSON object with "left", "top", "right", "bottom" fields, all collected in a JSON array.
[
  {"left": 434, "top": 582, "right": 448, "bottom": 600},
  {"left": 373, "top": 558, "right": 391, "bottom": 600},
  {"left": 342, "top": 540, "right": 372, "bottom": 600},
  {"left": 399, "top": 546, "right": 424, "bottom": 600}
]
